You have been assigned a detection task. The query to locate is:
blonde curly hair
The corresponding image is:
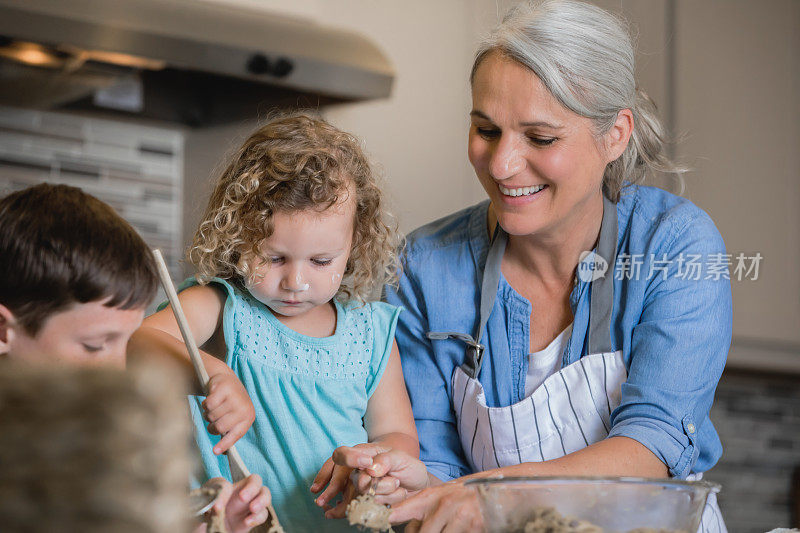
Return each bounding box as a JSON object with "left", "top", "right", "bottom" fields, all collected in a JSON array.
[{"left": 189, "top": 113, "right": 399, "bottom": 303}]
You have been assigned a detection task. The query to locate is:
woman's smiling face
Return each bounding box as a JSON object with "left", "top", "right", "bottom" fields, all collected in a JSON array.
[{"left": 468, "top": 51, "right": 614, "bottom": 238}]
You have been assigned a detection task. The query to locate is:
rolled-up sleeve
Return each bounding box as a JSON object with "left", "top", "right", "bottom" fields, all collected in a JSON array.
[
  {"left": 608, "top": 211, "right": 732, "bottom": 478},
  {"left": 384, "top": 261, "right": 472, "bottom": 482}
]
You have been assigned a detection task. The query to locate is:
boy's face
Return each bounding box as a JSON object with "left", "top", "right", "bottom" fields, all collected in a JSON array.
[{"left": 1, "top": 299, "right": 144, "bottom": 367}]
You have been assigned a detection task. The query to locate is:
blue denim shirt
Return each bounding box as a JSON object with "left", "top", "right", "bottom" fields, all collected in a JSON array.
[{"left": 384, "top": 185, "right": 732, "bottom": 482}]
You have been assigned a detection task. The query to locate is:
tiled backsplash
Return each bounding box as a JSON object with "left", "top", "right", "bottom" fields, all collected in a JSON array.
[
  {"left": 706, "top": 367, "right": 800, "bottom": 532},
  {"left": 0, "top": 106, "right": 184, "bottom": 282}
]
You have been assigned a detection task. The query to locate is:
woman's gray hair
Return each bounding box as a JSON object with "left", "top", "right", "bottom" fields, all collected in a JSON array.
[{"left": 471, "top": 0, "right": 684, "bottom": 201}]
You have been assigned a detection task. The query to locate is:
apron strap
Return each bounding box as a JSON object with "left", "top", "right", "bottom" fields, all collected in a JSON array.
[
  {"left": 428, "top": 194, "right": 618, "bottom": 379},
  {"left": 425, "top": 225, "right": 505, "bottom": 379},
  {"left": 587, "top": 194, "right": 617, "bottom": 355},
  {"left": 475, "top": 225, "right": 507, "bottom": 344}
]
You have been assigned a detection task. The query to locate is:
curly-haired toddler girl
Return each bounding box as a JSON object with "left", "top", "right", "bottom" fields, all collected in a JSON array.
[{"left": 132, "top": 114, "right": 418, "bottom": 532}]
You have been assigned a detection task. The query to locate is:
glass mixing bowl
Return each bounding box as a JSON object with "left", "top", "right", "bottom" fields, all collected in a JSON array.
[{"left": 465, "top": 476, "right": 720, "bottom": 533}]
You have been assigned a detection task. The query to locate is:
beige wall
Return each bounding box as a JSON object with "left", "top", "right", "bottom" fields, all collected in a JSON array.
[
  {"left": 183, "top": 119, "right": 257, "bottom": 277},
  {"left": 186, "top": 0, "right": 677, "bottom": 233},
  {"left": 318, "top": 0, "right": 800, "bottom": 353},
  {"left": 184, "top": 0, "right": 488, "bottom": 244},
  {"left": 319, "top": 0, "right": 680, "bottom": 228},
  {"left": 672, "top": 0, "right": 800, "bottom": 347},
  {"left": 185, "top": 1, "right": 800, "bottom": 362},
  {"left": 182, "top": 0, "right": 488, "bottom": 263},
  {"left": 318, "top": 0, "right": 485, "bottom": 233}
]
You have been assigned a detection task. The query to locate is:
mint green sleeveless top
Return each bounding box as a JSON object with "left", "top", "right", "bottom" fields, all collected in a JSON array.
[{"left": 185, "top": 278, "right": 401, "bottom": 532}]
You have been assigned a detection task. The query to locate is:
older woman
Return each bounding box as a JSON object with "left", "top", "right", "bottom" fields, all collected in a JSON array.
[{"left": 333, "top": 1, "right": 730, "bottom": 531}]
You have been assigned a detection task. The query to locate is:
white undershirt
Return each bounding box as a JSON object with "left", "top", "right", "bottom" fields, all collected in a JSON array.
[{"left": 524, "top": 323, "right": 573, "bottom": 398}]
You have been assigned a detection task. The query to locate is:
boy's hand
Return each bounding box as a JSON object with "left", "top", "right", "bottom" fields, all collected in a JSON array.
[
  {"left": 220, "top": 475, "right": 271, "bottom": 533},
  {"left": 196, "top": 475, "right": 271, "bottom": 533},
  {"left": 202, "top": 368, "right": 255, "bottom": 455}
]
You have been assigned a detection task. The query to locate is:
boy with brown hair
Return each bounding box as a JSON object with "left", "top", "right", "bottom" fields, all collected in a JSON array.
[
  {"left": 0, "top": 183, "right": 269, "bottom": 532},
  {"left": 0, "top": 183, "right": 156, "bottom": 365}
]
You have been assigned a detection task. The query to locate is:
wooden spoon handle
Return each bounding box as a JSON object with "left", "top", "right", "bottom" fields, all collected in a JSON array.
[{"left": 151, "top": 249, "right": 284, "bottom": 532}]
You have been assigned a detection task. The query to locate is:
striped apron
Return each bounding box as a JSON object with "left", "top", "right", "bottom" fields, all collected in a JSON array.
[{"left": 428, "top": 195, "right": 725, "bottom": 533}]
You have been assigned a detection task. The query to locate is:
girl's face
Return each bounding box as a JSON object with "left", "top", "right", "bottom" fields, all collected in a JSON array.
[
  {"left": 468, "top": 51, "right": 616, "bottom": 238},
  {"left": 245, "top": 196, "right": 355, "bottom": 318}
]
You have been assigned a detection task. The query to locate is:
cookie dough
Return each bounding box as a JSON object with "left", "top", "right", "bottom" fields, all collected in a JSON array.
[
  {"left": 521, "top": 507, "right": 687, "bottom": 533},
  {"left": 346, "top": 490, "right": 393, "bottom": 532}
]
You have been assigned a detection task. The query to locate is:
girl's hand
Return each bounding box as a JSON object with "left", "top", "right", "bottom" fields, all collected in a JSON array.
[
  {"left": 310, "top": 455, "right": 359, "bottom": 518},
  {"left": 311, "top": 461, "right": 358, "bottom": 520},
  {"left": 310, "top": 443, "right": 394, "bottom": 517},
  {"left": 340, "top": 446, "right": 429, "bottom": 506},
  {"left": 316, "top": 444, "right": 428, "bottom": 508},
  {"left": 195, "top": 475, "right": 271, "bottom": 533},
  {"left": 389, "top": 481, "right": 483, "bottom": 532},
  {"left": 202, "top": 367, "right": 255, "bottom": 455}
]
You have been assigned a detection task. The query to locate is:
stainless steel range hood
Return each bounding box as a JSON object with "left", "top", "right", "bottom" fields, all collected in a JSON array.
[{"left": 0, "top": 0, "right": 394, "bottom": 126}]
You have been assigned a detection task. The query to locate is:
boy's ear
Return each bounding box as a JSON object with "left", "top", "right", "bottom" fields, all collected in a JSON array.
[{"left": 0, "top": 304, "right": 17, "bottom": 355}]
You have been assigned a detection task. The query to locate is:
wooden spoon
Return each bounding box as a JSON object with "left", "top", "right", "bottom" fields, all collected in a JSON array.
[{"left": 153, "top": 249, "right": 284, "bottom": 532}]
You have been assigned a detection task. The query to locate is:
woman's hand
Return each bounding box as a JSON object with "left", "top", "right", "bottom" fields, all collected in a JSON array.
[
  {"left": 194, "top": 475, "right": 271, "bottom": 533},
  {"left": 389, "top": 481, "right": 483, "bottom": 532},
  {"left": 202, "top": 365, "right": 255, "bottom": 455}
]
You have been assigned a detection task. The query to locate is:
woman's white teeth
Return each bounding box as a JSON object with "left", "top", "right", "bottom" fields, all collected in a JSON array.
[{"left": 499, "top": 185, "right": 545, "bottom": 197}]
